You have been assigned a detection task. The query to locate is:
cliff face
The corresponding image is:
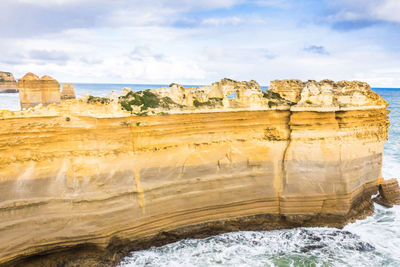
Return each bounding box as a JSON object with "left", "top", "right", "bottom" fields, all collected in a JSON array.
[
  {"left": 0, "top": 72, "right": 18, "bottom": 93},
  {"left": 0, "top": 79, "right": 392, "bottom": 266},
  {"left": 18, "top": 73, "right": 61, "bottom": 109},
  {"left": 61, "top": 83, "right": 76, "bottom": 100}
]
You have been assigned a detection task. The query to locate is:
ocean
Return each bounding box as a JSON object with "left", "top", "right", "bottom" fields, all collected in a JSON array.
[{"left": 1, "top": 84, "right": 399, "bottom": 267}]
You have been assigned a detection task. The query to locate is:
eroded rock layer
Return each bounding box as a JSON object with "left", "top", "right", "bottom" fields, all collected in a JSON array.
[
  {"left": 18, "top": 73, "right": 61, "bottom": 109},
  {"left": 0, "top": 78, "right": 393, "bottom": 266},
  {"left": 61, "top": 83, "right": 76, "bottom": 100},
  {"left": 373, "top": 179, "right": 400, "bottom": 207}
]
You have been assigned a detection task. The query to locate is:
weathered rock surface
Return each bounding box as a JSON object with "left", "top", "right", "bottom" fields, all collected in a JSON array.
[
  {"left": 373, "top": 178, "right": 400, "bottom": 208},
  {"left": 151, "top": 78, "right": 264, "bottom": 108},
  {"left": 18, "top": 73, "right": 61, "bottom": 109},
  {"left": 0, "top": 72, "right": 18, "bottom": 93},
  {"left": 61, "top": 83, "right": 76, "bottom": 100},
  {"left": 0, "top": 78, "right": 392, "bottom": 266},
  {"left": 120, "top": 87, "right": 133, "bottom": 97}
]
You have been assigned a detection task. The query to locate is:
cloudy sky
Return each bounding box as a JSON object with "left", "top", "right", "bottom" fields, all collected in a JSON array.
[{"left": 1, "top": 0, "right": 400, "bottom": 86}]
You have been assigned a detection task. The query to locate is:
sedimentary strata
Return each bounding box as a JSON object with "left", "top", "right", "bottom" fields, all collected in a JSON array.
[
  {"left": 0, "top": 77, "right": 396, "bottom": 266},
  {"left": 18, "top": 73, "right": 61, "bottom": 109},
  {"left": 373, "top": 179, "right": 400, "bottom": 208},
  {"left": 0, "top": 71, "right": 18, "bottom": 93},
  {"left": 61, "top": 83, "right": 76, "bottom": 100}
]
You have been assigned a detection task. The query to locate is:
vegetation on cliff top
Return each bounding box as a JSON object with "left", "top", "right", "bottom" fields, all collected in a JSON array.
[
  {"left": 87, "top": 95, "right": 111, "bottom": 104},
  {"left": 223, "top": 78, "right": 237, "bottom": 83},
  {"left": 61, "top": 95, "right": 75, "bottom": 100},
  {"left": 119, "top": 90, "right": 179, "bottom": 113},
  {"left": 263, "top": 90, "right": 296, "bottom": 106},
  {"left": 193, "top": 97, "right": 223, "bottom": 108}
]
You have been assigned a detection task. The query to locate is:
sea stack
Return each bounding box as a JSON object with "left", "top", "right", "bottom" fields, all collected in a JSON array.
[
  {"left": 18, "top": 73, "right": 61, "bottom": 109},
  {"left": 0, "top": 71, "right": 18, "bottom": 93},
  {"left": 61, "top": 83, "right": 76, "bottom": 100}
]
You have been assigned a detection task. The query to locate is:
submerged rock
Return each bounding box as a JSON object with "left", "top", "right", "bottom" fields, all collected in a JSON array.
[{"left": 373, "top": 179, "right": 400, "bottom": 208}]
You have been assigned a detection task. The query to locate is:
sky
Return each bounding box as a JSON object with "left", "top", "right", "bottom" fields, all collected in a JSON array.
[{"left": 1, "top": 0, "right": 400, "bottom": 87}]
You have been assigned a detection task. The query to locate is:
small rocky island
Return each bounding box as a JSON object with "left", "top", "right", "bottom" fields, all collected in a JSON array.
[
  {"left": 0, "top": 71, "right": 18, "bottom": 93},
  {"left": 0, "top": 73, "right": 399, "bottom": 266}
]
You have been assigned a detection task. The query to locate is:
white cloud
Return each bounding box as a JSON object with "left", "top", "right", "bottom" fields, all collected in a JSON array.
[
  {"left": 328, "top": 0, "right": 400, "bottom": 24},
  {"left": 373, "top": 0, "right": 400, "bottom": 23},
  {"left": 202, "top": 17, "right": 242, "bottom": 26},
  {"left": 0, "top": 1, "right": 399, "bottom": 87}
]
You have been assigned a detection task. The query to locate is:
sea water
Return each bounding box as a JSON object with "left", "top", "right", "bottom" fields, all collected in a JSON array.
[{"left": 1, "top": 85, "right": 399, "bottom": 266}]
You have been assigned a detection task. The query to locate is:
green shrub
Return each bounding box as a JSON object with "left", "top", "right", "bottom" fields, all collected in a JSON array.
[
  {"left": 134, "top": 111, "right": 148, "bottom": 116},
  {"left": 268, "top": 101, "right": 276, "bottom": 108},
  {"left": 160, "top": 96, "right": 175, "bottom": 109},
  {"left": 263, "top": 90, "right": 283, "bottom": 100},
  {"left": 87, "top": 95, "right": 110, "bottom": 104},
  {"left": 120, "top": 100, "right": 133, "bottom": 112},
  {"left": 61, "top": 95, "right": 75, "bottom": 100},
  {"left": 119, "top": 90, "right": 161, "bottom": 112},
  {"left": 306, "top": 100, "right": 313, "bottom": 104},
  {"left": 193, "top": 98, "right": 223, "bottom": 108}
]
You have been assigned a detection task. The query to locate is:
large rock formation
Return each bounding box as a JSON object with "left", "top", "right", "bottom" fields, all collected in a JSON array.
[
  {"left": 0, "top": 72, "right": 18, "bottom": 93},
  {"left": 18, "top": 73, "right": 61, "bottom": 109},
  {"left": 151, "top": 78, "right": 264, "bottom": 108},
  {"left": 0, "top": 78, "right": 396, "bottom": 266},
  {"left": 61, "top": 83, "right": 76, "bottom": 100}
]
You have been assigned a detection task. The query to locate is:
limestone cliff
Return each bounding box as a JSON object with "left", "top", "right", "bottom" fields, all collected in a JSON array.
[
  {"left": 18, "top": 73, "right": 61, "bottom": 109},
  {"left": 0, "top": 78, "right": 395, "bottom": 266},
  {"left": 61, "top": 83, "right": 76, "bottom": 100},
  {"left": 0, "top": 71, "right": 18, "bottom": 93}
]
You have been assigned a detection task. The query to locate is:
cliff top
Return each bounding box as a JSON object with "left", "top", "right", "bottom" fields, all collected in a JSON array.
[{"left": 1, "top": 76, "right": 388, "bottom": 118}]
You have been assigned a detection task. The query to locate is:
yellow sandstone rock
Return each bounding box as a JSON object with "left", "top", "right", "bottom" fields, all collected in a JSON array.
[
  {"left": 18, "top": 72, "right": 61, "bottom": 109},
  {"left": 0, "top": 77, "right": 395, "bottom": 266},
  {"left": 61, "top": 83, "right": 76, "bottom": 100}
]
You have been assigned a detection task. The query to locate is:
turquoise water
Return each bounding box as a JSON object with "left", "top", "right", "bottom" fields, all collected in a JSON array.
[{"left": 1, "top": 85, "right": 399, "bottom": 266}]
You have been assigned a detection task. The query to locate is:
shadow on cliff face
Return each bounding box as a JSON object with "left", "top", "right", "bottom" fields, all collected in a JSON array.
[{"left": 7, "top": 196, "right": 377, "bottom": 267}]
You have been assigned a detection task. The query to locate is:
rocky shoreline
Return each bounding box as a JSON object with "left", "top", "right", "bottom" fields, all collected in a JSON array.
[{"left": 7, "top": 191, "right": 376, "bottom": 267}]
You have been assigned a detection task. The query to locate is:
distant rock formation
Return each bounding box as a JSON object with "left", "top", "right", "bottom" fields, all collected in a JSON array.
[
  {"left": 0, "top": 71, "right": 18, "bottom": 93},
  {"left": 61, "top": 83, "right": 76, "bottom": 100},
  {"left": 116, "top": 78, "right": 387, "bottom": 115},
  {"left": 17, "top": 73, "right": 61, "bottom": 109},
  {"left": 151, "top": 78, "right": 264, "bottom": 108}
]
